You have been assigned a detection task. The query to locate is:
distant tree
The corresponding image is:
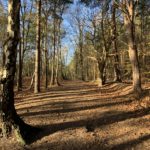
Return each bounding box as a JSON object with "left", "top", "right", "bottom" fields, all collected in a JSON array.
[
  {"left": 69, "top": 5, "right": 86, "bottom": 81},
  {"left": 17, "top": 0, "right": 33, "bottom": 91}
]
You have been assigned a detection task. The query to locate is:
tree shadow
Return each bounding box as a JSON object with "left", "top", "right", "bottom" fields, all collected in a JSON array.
[
  {"left": 29, "top": 134, "right": 150, "bottom": 150},
  {"left": 111, "top": 134, "right": 150, "bottom": 150},
  {"left": 15, "top": 88, "right": 98, "bottom": 106},
  {"left": 28, "top": 107, "right": 150, "bottom": 144},
  {"left": 16, "top": 84, "right": 133, "bottom": 112},
  {"left": 20, "top": 98, "right": 133, "bottom": 117},
  {"left": 28, "top": 137, "right": 107, "bottom": 150},
  {"left": 14, "top": 81, "right": 150, "bottom": 147}
]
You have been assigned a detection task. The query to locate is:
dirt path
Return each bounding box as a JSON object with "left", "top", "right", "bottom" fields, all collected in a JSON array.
[{"left": 1, "top": 81, "right": 150, "bottom": 150}]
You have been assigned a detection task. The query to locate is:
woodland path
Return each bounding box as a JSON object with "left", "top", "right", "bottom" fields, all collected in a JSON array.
[{"left": 1, "top": 81, "right": 150, "bottom": 150}]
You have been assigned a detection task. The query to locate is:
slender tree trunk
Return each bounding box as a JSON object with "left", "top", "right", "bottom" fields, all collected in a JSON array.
[
  {"left": 34, "top": 0, "right": 41, "bottom": 93},
  {"left": 44, "top": 19, "right": 48, "bottom": 89},
  {"left": 97, "top": 60, "right": 106, "bottom": 87},
  {"left": 17, "top": 1, "right": 33, "bottom": 91},
  {"left": 112, "top": 0, "right": 122, "bottom": 82},
  {"left": 56, "top": 19, "right": 62, "bottom": 85},
  {"left": 17, "top": 4, "right": 25, "bottom": 91},
  {"left": 93, "top": 63, "right": 95, "bottom": 81},
  {"left": 100, "top": 14, "right": 108, "bottom": 86},
  {"left": 54, "top": 19, "right": 59, "bottom": 85},
  {"left": 79, "top": 29, "right": 84, "bottom": 81},
  {"left": 52, "top": 8, "right": 56, "bottom": 85},
  {"left": 29, "top": 72, "right": 35, "bottom": 90},
  {"left": 50, "top": 57, "right": 54, "bottom": 86},
  {"left": 2, "top": 46, "right": 6, "bottom": 68},
  {"left": 17, "top": 39, "right": 22, "bottom": 91}
]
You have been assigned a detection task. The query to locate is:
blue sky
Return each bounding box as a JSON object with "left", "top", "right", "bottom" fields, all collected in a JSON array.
[
  {"left": 62, "top": 1, "right": 79, "bottom": 64},
  {"left": 62, "top": 0, "right": 89, "bottom": 64}
]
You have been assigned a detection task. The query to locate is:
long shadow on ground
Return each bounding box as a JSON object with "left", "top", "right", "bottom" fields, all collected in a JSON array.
[
  {"left": 28, "top": 107, "right": 150, "bottom": 147},
  {"left": 15, "top": 82, "right": 150, "bottom": 149}
]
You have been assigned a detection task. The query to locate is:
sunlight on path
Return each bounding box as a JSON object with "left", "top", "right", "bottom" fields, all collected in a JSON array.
[{"left": 14, "top": 81, "right": 150, "bottom": 149}]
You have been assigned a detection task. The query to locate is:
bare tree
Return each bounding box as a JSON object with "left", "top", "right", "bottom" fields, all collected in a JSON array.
[{"left": 17, "top": 0, "right": 33, "bottom": 91}]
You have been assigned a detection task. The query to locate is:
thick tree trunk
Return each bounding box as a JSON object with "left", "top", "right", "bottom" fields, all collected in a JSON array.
[
  {"left": 128, "top": 34, "right": 142, "bottom": 94},
  {"left": 124, "top": 0, "right": 142, "bottom": 95},
  {"left": 112, "top": 0, "right": 122, "bottom": 82},
  {"left": 0, "top": 0, "right": 37, "bottom": 144},
  {"left": 34, "top": 0, "right": 41, "bottom": 93}
]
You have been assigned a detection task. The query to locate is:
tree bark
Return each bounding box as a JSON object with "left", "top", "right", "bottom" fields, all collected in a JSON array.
[
  {"left": 52, "top": 3, "right": 57, "bottom": 85},
  {"left": 97, "top": 60, "right": 106, "bottom": 87},
  {"left": 112, "top": 0, "right": 122, "bottom": 82},
  {"left": 0, "top": 0, "right": 37, "bottom": 144},
  {"left": 79, "top": 27, "right": 84, "bottom": 81},
  {"left": 17, "top": 3, "right": 25, "bottom": 91},
  {"left": 44, "top": 19, "right": 48, "bottom": 89},
  {"left": 34, "top": 0, "right": 41, "bottom": 93},
  {"left": 17, "top": 39, "right": 22, "bottom": 91},
  {"left": 124, "top": 0, "right": 142, "bottom": 94}
]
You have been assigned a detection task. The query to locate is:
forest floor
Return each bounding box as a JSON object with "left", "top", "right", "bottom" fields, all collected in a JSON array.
[{"left": 0, "top": 80, "right": 150, "bottom": 150}]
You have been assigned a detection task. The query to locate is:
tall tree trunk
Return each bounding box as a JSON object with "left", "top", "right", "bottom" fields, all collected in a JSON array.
[
  {"left": 44, "top": 19, "right": 48, "bottom": 89},
  {"left": 54, "top": 19, "right": 59, "bottom": 85},
  {"left": 124, "top": 0, "right": 142, "bottom": 94},
  {"left": 100, "top": 13, "right": 108, "bottom": 86},
  {"left": 50, "top": 59, "right": 54, "bottom": 86},
  {"left": 17, "top": 3, "right": 25, "bottom": 91},
  {"left": 112, "top": 0, "right": 122, "bottom": 82},
  {"left": 17, "top": 1, "right": 33, "bottom": 91},
  {"left": 17, "top": 39, "right": 22, "bottom": 91},
  {"left": 56, "top": 18, "right": 62, "bottom": 85},
  {"left": 79, "top": 28, "right": 84, "bottom": 81},
  {"left": 34, "top": 0, "right": 41, "bottom": 93},
  {"left": 0, "top": 0, "right": 35, "bottom": 144},
  {"left": 52, "top": 5, "right": 56, "bottom": 85}
]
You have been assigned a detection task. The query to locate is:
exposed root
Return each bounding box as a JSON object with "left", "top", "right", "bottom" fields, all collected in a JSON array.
[{"left": 1, "top": 117, "right": 41, "bottom": 145}]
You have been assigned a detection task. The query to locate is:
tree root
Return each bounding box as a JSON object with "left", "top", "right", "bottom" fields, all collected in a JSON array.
[
  {"left": 14, "top": 123, "right": 41, "bottom": 145},
  {"left": 1, "top": 119, "right": 41, "bottom": 145}
]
